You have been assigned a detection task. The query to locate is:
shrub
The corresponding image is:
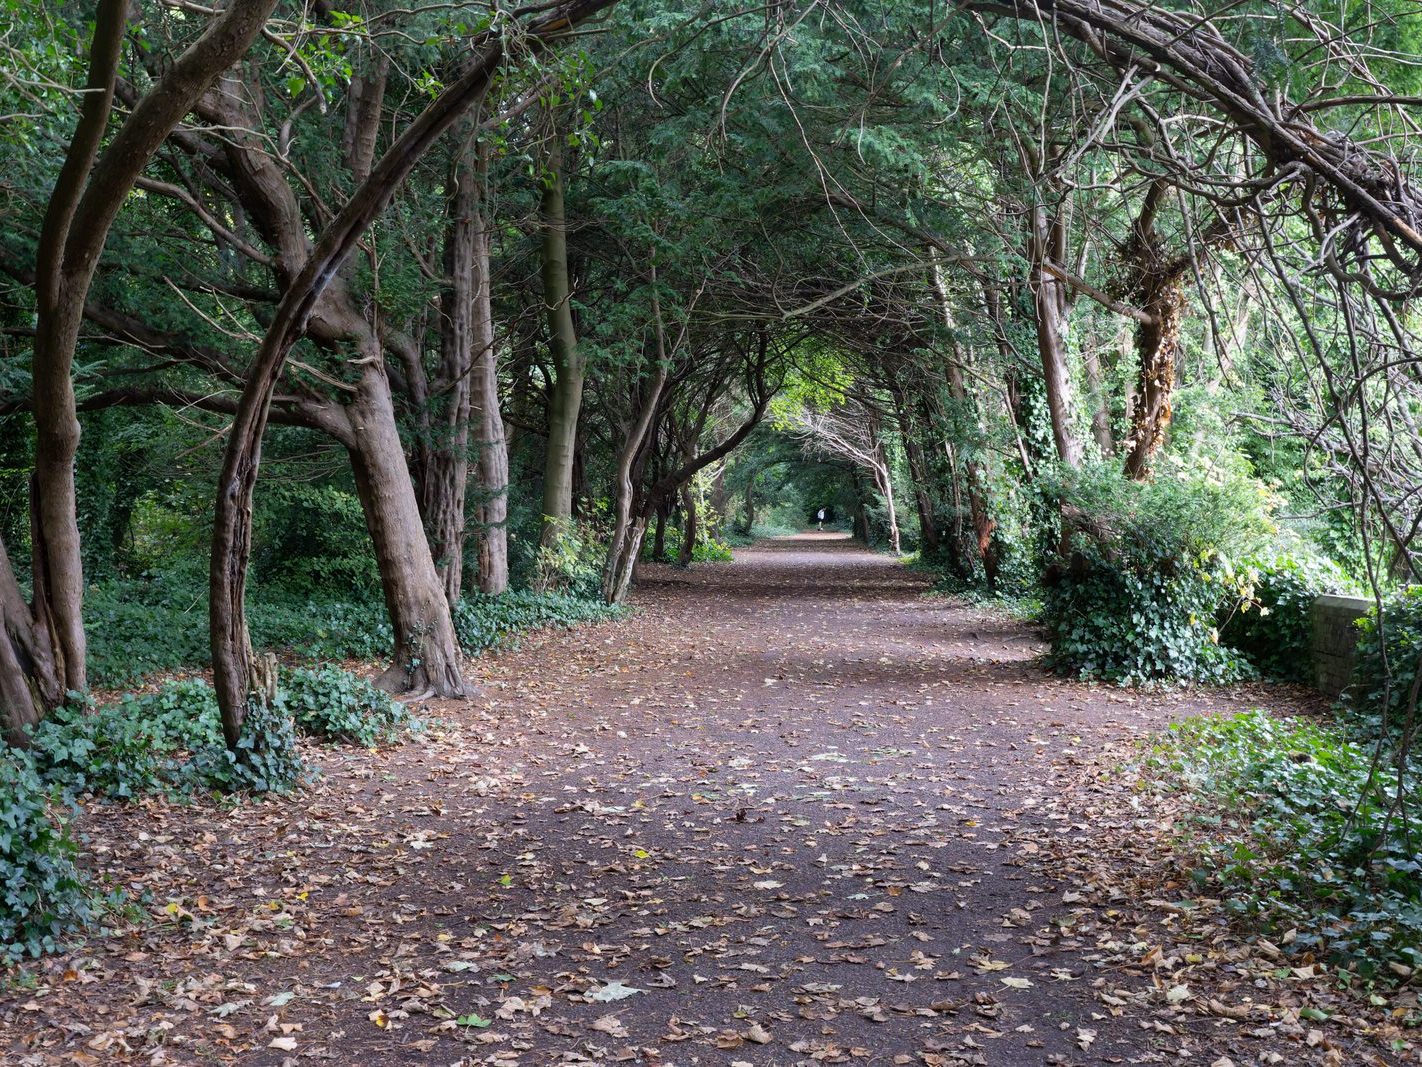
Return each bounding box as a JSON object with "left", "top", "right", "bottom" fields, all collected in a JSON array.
[
  {"left": 453, "top": 590, "right": 625, "bottom": 653},
  {"left": 28, "top": 679, "right": 308, "bottom": 798},
  {"left": 648, "top": 523, "right": 735, "bottom": 563},
  {"left": 1042, "top": 460, "right": 1275, "bottom": 685},
  {"left": 280, "top": 665, "right": 412, "bottom": 745},
  {"left": 527, "top": 517, "right": 608, "bottom": 597},
  {"left": 252, "top": 484, "right": 379, "bottom": 592},
  {"left": 85, "top": 587, "right": 211, "bottom": 688},
  {"left": 27, "top": 680, "right": 221, "bottom": 799},
  {"left": 1220, "top": 551, "right": 1349, "bottom": 682},
  {"left": 1149, "top": 709, "right": 1422, "bottom": 978},
  {"left": 186, "top": 697, "right": 306, "bottom": 795},
  {"left": 0, "top": 752, "right": 93, "bottom": 959},
  {"left": 251, "top": 592, "right": 393, "bottom": 662},
  {"left": 1346, "top": 588, "right": 1422, "bottom": 748},
  {"left": 86, "top": 576, "right": 393, "bottom": 689}
]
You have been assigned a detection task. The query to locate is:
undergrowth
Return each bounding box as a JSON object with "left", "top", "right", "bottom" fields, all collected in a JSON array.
[
  {"left": 3, "top": 666, "right": 422, "bottom": 958},
  {"left": 1148, "top": 709, "right": 1422, "bottom": 981},
  {"left": 88, "top": 578, "right": 625, "bottom": 688},
  {"left": 453, "top": 590, "right": 626, "bottom": 652}
]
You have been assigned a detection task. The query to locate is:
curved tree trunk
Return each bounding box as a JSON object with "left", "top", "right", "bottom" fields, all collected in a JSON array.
[
  {"left": 208, "top": 4, "right": 616, "bottom": 746},
  {"left": 7, "top": 0, "right": 278, "bottom": 738},
  {"left": 1122, "top": 278, "right": 1184, "bottom": 479},
  {"left": 677, "top": 477, "right": 697, "bottom": 567},
  {"left": 349, "top": 360, "right": 467, "bottom": 698},
  {"left": 602, "top": 359, "right": 667, "bottom": 602},
  {"left": 651, "top": 503, "right": 670, "bottom": 560},
  {"left": 873, "top": 451, "right": 901, "bottom": 555}
]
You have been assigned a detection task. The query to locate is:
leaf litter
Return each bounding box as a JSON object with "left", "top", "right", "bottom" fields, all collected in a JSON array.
[{"left": 0, "top": 535, "right": 1411, "bottom": 1064}]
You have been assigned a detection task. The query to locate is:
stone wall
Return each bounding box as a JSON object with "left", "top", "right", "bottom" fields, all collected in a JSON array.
[{"left": 1310, "top": 593, "right": 1372, "bottom": 698}]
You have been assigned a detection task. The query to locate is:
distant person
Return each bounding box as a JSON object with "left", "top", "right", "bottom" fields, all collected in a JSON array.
[{"left": 816, "top": 508, "right": 826, "bottom": 531}]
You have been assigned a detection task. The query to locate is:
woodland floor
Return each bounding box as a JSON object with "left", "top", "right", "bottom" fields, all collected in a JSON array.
[{"left": 2, "top": 533, "right": 1416, "bottom": 1066}]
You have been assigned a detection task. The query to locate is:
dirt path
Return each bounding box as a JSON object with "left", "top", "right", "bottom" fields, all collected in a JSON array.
[{"left": 2, "top": 534, "right": 1401, "bottom": 1065}]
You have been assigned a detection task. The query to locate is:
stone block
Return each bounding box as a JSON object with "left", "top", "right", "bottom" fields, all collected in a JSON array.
[{"left": 1310, "top": 593, "right": 1372, "bottom": 698}]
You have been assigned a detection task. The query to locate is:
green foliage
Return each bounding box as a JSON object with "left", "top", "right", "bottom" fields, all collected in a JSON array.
[
  {"left": 453, "top": 591, "right": 625, "bottom": 653},
  {"left": 0, "top": 752, "right": 93, "bottom": 960},
  {"left": 189, "top": 698, "right": 307, "bottom": 796},
  {"left": 648, "top": 521, "right": 735, "bottom": 563},
  {"left": 26, "top": 685, "right": 216, "bottom": 800},
  {"left": 85, "top": 574, "right": 392, "bottom": 689},
  {"left": 27, "top": 677, "right": 313, "bottom": 799},
  {"left": 1043, "top": 460, "right": 1276, "bottom": 685},
  {"left": 252, "top": 485, "right": 379, "bottom": 593},
  {"left": 1221, "top": 551, "right": 1349, "bottom": 682},
  {"left": 529, "top": 517, "right": 608, "bottom": 597},
  {"left": 1150, "top": 710, "right": 1422, "bottom": 978},
  {"left": 280, "top": 666, "right": 413, "bottom": 746},
  {"left": 1346, "top": 589, "right": 1422, "bottom": 747}
]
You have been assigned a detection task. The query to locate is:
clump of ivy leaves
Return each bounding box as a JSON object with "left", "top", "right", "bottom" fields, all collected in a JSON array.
[
  {"left": 3, "top": 667, "right": 420, "bottom": 960},
  {"left": 1040, "top": 458, "right": 1276, "bottom": 686},
  {"left": 1146, "top": 709, "right": 1422, "bottom": 984}
]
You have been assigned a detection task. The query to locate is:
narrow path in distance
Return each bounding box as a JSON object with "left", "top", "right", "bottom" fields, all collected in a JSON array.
[{"left": 4, "top": 533, "right": 1385, "bottom": 1065}]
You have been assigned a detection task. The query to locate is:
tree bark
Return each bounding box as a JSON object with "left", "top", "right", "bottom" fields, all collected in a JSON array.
[
  {"left": 677, "top": 474, "right": 698, "bottom": 567},
  {"left": 348, "top": 358, "right": 467, "bottom": 698},
  {"left": 945, "top": 358, "right": 997, "bottom": 581},
  {"left": 601, "top": 268, "right": 672, "bottom": 603},
  {"left": 536, "top": 113, "right": 586, "bottom": 571},
  {"left": 1121, "top": 278, "right": 1184, "bottom": 479},
  {"left": 651, "top": 503, "right": 669, "bottom": 561},
  {"left": 601, "top": 359, "right": 667, "bottom": 602},
  {"left": 1081, "top": 338, "right": 1115, "bottom": 456},
  {"left": 469, "top": 228, "right": 510, "bottom": 596},
  {"left": 1028, "top": 202, "right": 1082, "bottom": 467},
  {"left": 886, "top": 374, "right": 938, "bottom": 556},
  {"left": 421, "top": 142, "right": 480, "bottom": 604},
  {"left": 708, "top": 464, "right": 728, "bottom": 539}
]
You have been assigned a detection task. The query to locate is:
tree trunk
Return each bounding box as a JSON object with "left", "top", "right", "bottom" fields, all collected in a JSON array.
[
  {"left": 651, "top": 502, "right": 670, "bottom": 560},
  {"left": 929, "top": 265, "right": 995, "bottom": 577},
  {"left": 1029, "top": 203, "right": 1081, "bottom": 467},
  {"left": 874, "top": 450, "right": 901, "bottom": 555},
  {"left": 470, "top": 340, "right": 510, "bottom": 595},
  {"left": 536, "top": 114, "right": 585, "bottom": 569},
  {"left": 708, "top": 464, "right": 728, "bottom": 539},
  {"left": 207, "top": 0, "right": 596, "bottom": 743},
  {"left": 1082, "top": 337, "right": 1115, "bottom": 456},
  {"left": 465, "top": 143, "right": 509, "bottom": 596},
  {"left": 11, "top": 0, "right": 278, "bottom": 736},
  {"left": 420, "top": 142, "right": 481, "bottom": 604},
  {"left": 887, "top": 379, "right": 938, "bottom": 556},
  {"left": 602, "top": 360, "right": 667, "bottom": 602},
  {"left": 853, "top": 480, "right": 871, "bottom": 544},
  {"left": 0, "top": 531, "right": 63, "bottom": 744},
  {"left": 1122, "top": 278, "right": 1184, "bottom": 479},
  {"left": 349, "top": 360, "right": 467, "bottom": 698},
  {"left": 677, "top": 478, "right": 697, "bottom": 567},
  {"left": 743, "top": 472, "right": 757, "bottom": 533}
]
